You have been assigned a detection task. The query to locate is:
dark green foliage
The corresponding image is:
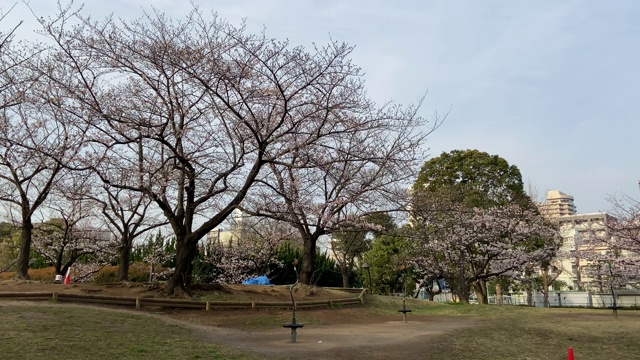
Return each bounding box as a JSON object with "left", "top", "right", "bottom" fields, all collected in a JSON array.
[
  {"left": 269, "top": 242, "right": 342, "bottom": 287},
  {"left": 331, "top": 213, "right": 396, "bottom": 287},
  {"left": 28, "top": 251, "right": 50, "bottom": 269},
  {"left": 413, "top": 149, "right": 531, "bottom": 208},
  {"left": 361, "top": 232, "right": 414, "bottom": 295},
  {"left": 0, "top": 222, "right": 17, "bottom": 238},
  {"left": 191, "top": 254, "right": 217, "bottom": 284},
  {"left": 311, "top": 251, "right": 343, "bottom": 287},
  {"left": 129, "top": 231, "right": 176, "bottom": 268}
]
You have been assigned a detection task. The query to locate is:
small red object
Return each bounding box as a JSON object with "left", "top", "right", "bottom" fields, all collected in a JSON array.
[
  {"left": 567, "top": 347, "right": 575, "bottom": 360},
  {"left": 63, "top": 268, "right": 71, "bottom": 285}
]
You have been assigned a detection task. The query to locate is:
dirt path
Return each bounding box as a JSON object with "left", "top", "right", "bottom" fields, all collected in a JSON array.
[{"left": 186, "top": 319, "right": 472, "bottom": 360}]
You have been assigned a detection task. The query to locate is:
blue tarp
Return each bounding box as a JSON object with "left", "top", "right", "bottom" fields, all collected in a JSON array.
[{"left": 242, "top": 275, "right": 272, "bottom": 285}]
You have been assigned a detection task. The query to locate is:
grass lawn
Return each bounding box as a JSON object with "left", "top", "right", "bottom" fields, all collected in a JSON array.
[
  {"left": 0, "top": 305, "right": 259, "bottom": 360},
  {"left": 369, "top": 296, "right": 640, "bottom": 360},
  {"left": 1, "top": 297, "right": 639, "bottom": 359}
]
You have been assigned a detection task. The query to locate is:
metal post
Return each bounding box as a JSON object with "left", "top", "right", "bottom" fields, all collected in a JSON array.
[
  {"left": 362, "top": 262, "right": 372, "bottom": 293},
  {"left": 397, "top": 297, "right": 412, "bottom": 323},
  {"left": 402, "top": 298, "right": 407, "bottom": 323},
  {"left": 283, "top": 259, "right": 303, "bottom": 342}
]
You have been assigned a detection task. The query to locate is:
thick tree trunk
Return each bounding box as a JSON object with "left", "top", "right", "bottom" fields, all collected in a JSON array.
[
  {"left": 526, "top": 288, "right": 533, "bottom": 306},
  {"left": 452, "top": 282, "right": 471, "bottom": 303},
  {"left": 456, "top": 290, "right": 470, "bottom": 304},
  {"left": 472, "top": 280, "right": 489, "bottom": 304},
  {"left": 341, "top": 271, "right": 351, "bottom": 288},
  {"left": 15, "top": 220, "right": 33, "bottom": 280},
  {"left": 299, "top": 235, "right": 318, "bottom": 285},
  {"left": 496, "top": 283, "right": 503, "bottom": 305},
  {"left": 164, "top": 237, "right": 197, "bottom": 296},
  {"left": 118, "top": 239, "right": 132, "bottom": 282},
  {"left": 55, "top": 251, "right": 63, "bottom": 275}
]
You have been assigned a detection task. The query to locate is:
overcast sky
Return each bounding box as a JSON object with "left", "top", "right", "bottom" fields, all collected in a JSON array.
[{"left": 3, "top": 0, "right": 639, "bottom": 213}]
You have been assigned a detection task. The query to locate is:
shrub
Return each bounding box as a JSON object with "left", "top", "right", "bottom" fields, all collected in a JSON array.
[{"left": 269, "top": 243, "right": 342, "bottom": 287}]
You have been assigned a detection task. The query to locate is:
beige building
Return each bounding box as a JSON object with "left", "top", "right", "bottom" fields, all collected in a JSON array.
[
  {"left": 555, "top": 213, "right": 613, "bottom": 291},
  {"left": 204, "top": 209, "right": 246, "bottom": 251},
  {"left": 536, "top": 190, "right": 621, "bottom": 291},
  {"left": 537, "top": 190, "right": 577, "bottom": 218}
]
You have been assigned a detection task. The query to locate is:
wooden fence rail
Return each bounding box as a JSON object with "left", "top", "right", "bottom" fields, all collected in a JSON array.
[{"left": 0, "top": 290, "right": 367, "bottom": 311}]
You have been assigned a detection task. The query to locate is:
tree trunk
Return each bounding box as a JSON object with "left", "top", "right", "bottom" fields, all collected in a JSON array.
[
  {"left": 543, "top": 268, "right": 550, "bottom": 308},
  {"left": 15, "top": 219, "right": 33, "bottom": 280},
  {"left": 164, "top": 237, "right": 197, "bottom": 296},
  {"left": 526, "top": 287, "right": 533, "bottom": 306},
  {"left": 341, "top": 271, "right": 351, "bottom": 288},
  {"left": 456, "top": 290, "right": 470, "bottom": 304},
  {"left": 55, "top": 248, "right": 64, "bottom": 275},
  {"left": 118, "top": 240, "right": 132, "bottom": 282},
  {"left": 452, "top": 281, "right": 471, "bottom": 303},
  {"left": 472, "top": 280, "right": 489, "bottom": 304},
  {"left": 424, "top": 278, "right": 442, "bottom": 301},
  {"left": 496, "top": 283, "right": 503, "bottom": 305},
  {"left": 299, "top": 235, "right": 318, "bottom": 285}
]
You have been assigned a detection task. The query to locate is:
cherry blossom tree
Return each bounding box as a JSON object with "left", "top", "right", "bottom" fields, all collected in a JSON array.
[
  {"left": 607, "top": 194, "right": 640, "bottom": 255},
  {"left": 90, "top": 178, "right": 166, "bottom": 282},
  {"left": 408, "top": 195, "right": 560, "bottom": 304},
  {"left": 199, "top": 215, "right": 297, "bottom": 284},
  {"left": 36, "top": 5, "right": 400, "bottom": 295},
  {"left": 0, "top": 52, "right": 85, "bottom": 279},
  {"left": 242, "top": 102, "right": 441, "bottom": 285},
  {"left": 0, "top": 3, "right": 28, "bottom": 112},
  {"left": 410, "top": 150, "right": 559, "bottom": 303},
  {"left": 31, "top": 176, "right": 117, "bottom": 276}
]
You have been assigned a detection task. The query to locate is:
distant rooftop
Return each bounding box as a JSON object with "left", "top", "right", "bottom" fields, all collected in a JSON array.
[
  {"left": 537, "top": 190, "right": 577, "bottom": 218},
  {"left": 546, "top": 190, "right": 574, "bottom": 201}
]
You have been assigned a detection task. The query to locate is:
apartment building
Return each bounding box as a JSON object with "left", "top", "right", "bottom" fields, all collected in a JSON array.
[{"left": 538, "top": 190, "right": 577, "bottom": 218}]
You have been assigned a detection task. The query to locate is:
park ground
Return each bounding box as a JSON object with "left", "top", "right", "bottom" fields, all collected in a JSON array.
[{"left": 1, "top": 281, "right": 639, "bottom": 359}]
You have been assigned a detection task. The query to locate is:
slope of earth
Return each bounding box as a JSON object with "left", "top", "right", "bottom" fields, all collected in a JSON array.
[{"left": 0, "top": 280, "right": 358, "bottom": 301}]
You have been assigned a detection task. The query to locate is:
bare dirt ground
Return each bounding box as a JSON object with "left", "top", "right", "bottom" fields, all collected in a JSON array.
[
  {"left": 172, "top": 309, "right": 474, "bottom": 360},
  {"left": 0, "top": 280, "right": 357, "bottom": 301},
  {"left": 0, "top": 281, "right": 475, "bottom": 359}
]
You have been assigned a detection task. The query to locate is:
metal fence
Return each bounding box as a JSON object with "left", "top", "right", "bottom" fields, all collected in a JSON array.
[{"left": 424, "top": 290, "right": 640, "bottom": 308}]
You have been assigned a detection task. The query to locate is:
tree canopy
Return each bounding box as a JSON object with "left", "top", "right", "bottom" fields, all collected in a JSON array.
[{"left": 413, "top": 149, "right": 530, "bottom": 208}]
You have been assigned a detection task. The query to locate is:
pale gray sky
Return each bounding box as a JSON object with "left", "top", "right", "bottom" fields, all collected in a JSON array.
[{"left": 4, "top": 0, "right": 639, "bottom": 213}]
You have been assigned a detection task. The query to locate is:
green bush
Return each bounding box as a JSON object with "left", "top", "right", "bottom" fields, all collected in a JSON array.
[{"left": 269, "top": 242, "right": 342, "bottom": 287}]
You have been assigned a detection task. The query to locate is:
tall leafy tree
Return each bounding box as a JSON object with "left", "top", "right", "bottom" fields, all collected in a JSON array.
[
  {"left": 362, "top": 230, "right": 413, "bottom": 295},
  {"left": 413, "top": 149, "right": 530, "bottom": 208}
]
